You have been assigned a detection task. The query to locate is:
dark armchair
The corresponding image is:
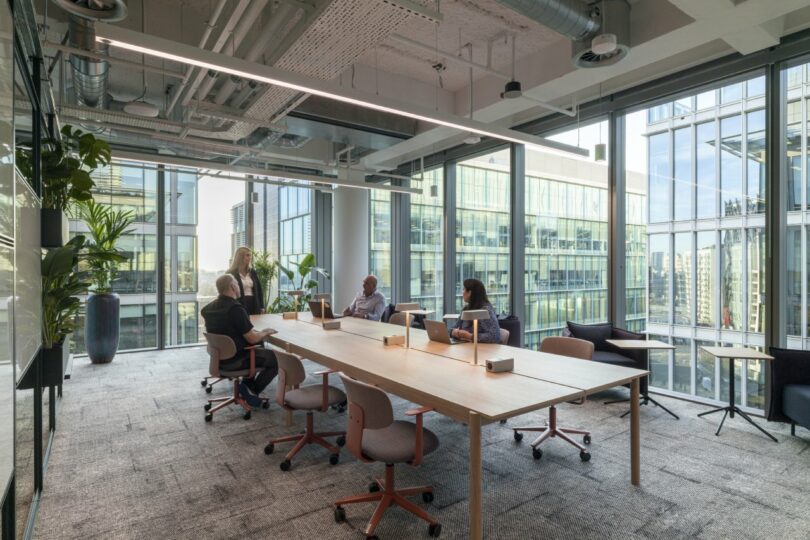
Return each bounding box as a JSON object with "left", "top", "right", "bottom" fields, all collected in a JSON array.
[
  {"left": 768, "top": 347, "right": 810, "bottom": 436},
  {"left": 563, "top": 322, "right": 648, "bottom": 393}
]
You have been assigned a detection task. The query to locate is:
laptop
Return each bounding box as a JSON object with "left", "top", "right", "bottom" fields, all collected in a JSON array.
[
  {"left": 424, "top": 319, "right": 462, "bottom": 345},
  {"left": 308, "top": 300, "right": 343, "bottom": 319}
]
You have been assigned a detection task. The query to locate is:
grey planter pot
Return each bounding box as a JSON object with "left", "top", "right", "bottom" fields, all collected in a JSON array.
[
  {"left": 41, "top": 208, "right": 69, "bottom": 248},
  {"left": 85, "top": 292, "right": 120, "bottom": 364}
]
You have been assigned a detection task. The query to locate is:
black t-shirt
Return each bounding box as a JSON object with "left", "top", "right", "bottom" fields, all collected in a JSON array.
[{"left": 201, "top": 295, "right": 254, "bottom": 362}]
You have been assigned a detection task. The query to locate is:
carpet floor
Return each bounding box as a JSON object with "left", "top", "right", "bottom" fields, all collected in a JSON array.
[{"left": 33, "top": 346, "right": 810, "bottom": 539}]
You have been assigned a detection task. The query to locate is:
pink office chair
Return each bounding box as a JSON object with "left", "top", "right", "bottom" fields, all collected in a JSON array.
[
  {"left": 203, "top": 333, "right": 269, "bottom": 421},
  {"left": 333, "top": 374, "right": 442, "bottom": 538},
  {"left": 265, "top": 350, "right": 347, "bottom": 471},
  {"left": 512, "top": 336, "right": 594, "bottom": 462}
]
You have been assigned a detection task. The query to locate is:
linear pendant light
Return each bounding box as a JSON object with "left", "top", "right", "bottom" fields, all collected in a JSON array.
[{"left": 94, "top": 24, "right": 588, "bottom": 158}]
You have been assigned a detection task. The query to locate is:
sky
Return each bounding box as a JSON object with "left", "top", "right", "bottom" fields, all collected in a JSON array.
[{"left": 197, "top": 174, "right": 247, "bottom": 272}]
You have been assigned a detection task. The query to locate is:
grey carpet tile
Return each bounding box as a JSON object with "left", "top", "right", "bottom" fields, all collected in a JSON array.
[{"left": 33, "top": 346, "right": 810, "bottom": 540}]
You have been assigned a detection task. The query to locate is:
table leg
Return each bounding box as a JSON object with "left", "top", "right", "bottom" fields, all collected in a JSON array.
[
  {"left": 630, "top": 378, "right": 640, "bottom": 486},
  {"left": 469, "top": 411, "right": 482, "bottom": 540},
  {"left": 728, "top": 358, "right": 736, "bottom": 418}
]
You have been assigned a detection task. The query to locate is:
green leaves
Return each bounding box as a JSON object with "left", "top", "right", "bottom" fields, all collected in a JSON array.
[
  {"left": 77, "top": 200, "right": 135, "bottom": 293},
  {"left": 17, "top": 124, "right": 111, "bottom": 209},
  {"left": 41, "top": 235, "right": 92, "bottom": 349}
]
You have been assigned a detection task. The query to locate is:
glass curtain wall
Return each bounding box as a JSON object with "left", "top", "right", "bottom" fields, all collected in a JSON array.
[
  {"left": 455, "top": 149, "right": 511, "bottom": 313},
  {"left": 626, "top": 73, "right": 767, "bottom": 409},
  {"left": 410, "top": 169, "right": 443, "bottom": 316},
  {"left": 370, "top": 189, "right": 392, "bottom": 300},
  {"left": 278, "top": 186, "right": 312, "bottom": 291},
  {"left": 524, "top": 121, "right": 610, "bottom": 349}
]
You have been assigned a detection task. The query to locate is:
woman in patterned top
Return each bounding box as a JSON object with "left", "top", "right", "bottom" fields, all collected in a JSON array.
[{"left": 450, "top": 278, "right": 501, "bottom": 343}]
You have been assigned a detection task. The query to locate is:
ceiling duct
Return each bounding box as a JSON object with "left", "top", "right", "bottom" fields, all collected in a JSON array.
[
  {"left": 496, "top": 0, "right": 630, "bottom": 68},
  {"left": 53, "top": 0, "right": 128, "bottom": 108}
]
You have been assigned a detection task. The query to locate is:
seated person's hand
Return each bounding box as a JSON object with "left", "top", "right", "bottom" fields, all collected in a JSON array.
[
  {"left": 352, "top": 313, "right": 366, "bottom": 318},
  {"left": 452, "top": 329, "right": 473, "bottom": 341},
  {"left": 260, "top": 328, "right": 277, "bottom": 338},
  {"left": 342, "top": 307, "right": 352, "bottom": 316}
]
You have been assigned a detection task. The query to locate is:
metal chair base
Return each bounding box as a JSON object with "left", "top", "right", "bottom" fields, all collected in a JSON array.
[
  {"left": 335, "top": 464, "right": 437, "bottom": 537},
  {"left": 513, "top": 405, "right": 591, "bottom": 455},
  {"left": 267, "top": 411, "right": 345, "bottom": 467}
]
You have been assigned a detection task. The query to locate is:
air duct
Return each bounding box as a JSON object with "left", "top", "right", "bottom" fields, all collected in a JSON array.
[
  {"left": 496, "top": 0, "right": 600, "bottom": 41},
  {"left": 53, "top": 0, "right": 127, "bottom": 108},
  {"left": 497, "top": 0, "right": 630, "bottom": 68}
]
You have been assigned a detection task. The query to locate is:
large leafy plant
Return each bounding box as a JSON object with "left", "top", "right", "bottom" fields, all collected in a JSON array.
[
  {"left": 42, "top": 236, "right": 90, "bottom": 349},
  {"left": 252, "top": 250, "right": 278, "bottom": 310},
  {"left": 272, "top": 253, "right": 330, "bottom": 312},
  {"left": 77, "top": 200, "right": 135, "bottom": 293},
  {"left": 16, "top": 124, "right": 111, "bottom": 210}
]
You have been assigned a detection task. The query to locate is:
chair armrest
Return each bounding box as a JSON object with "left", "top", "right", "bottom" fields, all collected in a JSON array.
[
  {"left": 405, "top": 406, "right": 434, "bottom": 466},
  {"left": 315, "top": 369, "right": 338, "bottom": 411}
]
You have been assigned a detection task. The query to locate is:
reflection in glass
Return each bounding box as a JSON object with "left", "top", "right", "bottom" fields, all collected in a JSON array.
[
  {"left": 177, "top": 302, "right": 199, "bottom": 344},
  {"left": 696, "top": 231, "right": 716, "bottom": 327},
  {"left": 721, "top": 229, "right": 742, "bottom": 330},
  {"left": 786, "top": 227, "right": 801, "bottom": 336},
  {"left": 456, "top": 149, "right": 511, "bottom": 314},
  {"left": 786, "top": 101, "right": 801, "bottom": 211},
  {"left": 177, "top": 236, "right": 197, "bottom": 292},
  {"left": 410, "top": 169, "right": 443, "bottom": 316},
  {"left": 746, "top": 76, "right": 765, "bottom": 98},
  {"left": 673, "top": 233, "right": 692, "bottom": 325},
  {"left": 673, "top": 337, "right": 691, "bottom": 393},
  {"left": 119, "top": 304, "right": 157, "bottom": 350},
  {"left": 695, "top": 341, "right": 716, "bottom": 399},
  {"left": 719, "top": 355, "right": 743, "bottom": 406},
  {"left": 746, "top": 109, "right": 766, "bottom": 213},
  {"left": 746, "top": 358, "right": 765, "bottom": 409},
  {"left": 648, "top": 234, "right": 669, "bottom": 324},
  {"left": 176, "top": 171, "right": 198, "bottom": 225},
  {"left": 747, "top": 229, "right": 766, "bottom": 334},
  {"left": 696, "top": 90, "right": 716, "bottom": 110},
  {"left": 721, "top": 83, "right": 742, "bottom": 103},
  {"left": 696, "top": 122, "right": 717, "bottom": 219},
  {"left": 673, "top": 127, "right": 692, "bottom": 221},
  {"left": 648, "top": 334, "right": 669, "bottom": 389},
  {"left": 279, "top": 186, "right": 312, "bottom": 292},
  {"left": 648, "top": 133, "right": 670, "bottom": 223},
  {"left": 720, "top": 116, "right": 743, "bottom": 216}
]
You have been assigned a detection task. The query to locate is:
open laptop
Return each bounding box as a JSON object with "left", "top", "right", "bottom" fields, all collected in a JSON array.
[
  {"left": 308, "top": 300, "right": 343, "bottom": 319},
  {"left": 424, "top": 319, "right": 462, "bottom": 345}
]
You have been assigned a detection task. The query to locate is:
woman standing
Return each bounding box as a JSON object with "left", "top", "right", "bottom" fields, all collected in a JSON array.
[
  {"left": 450, "top": 278, "right": 501, "bottom": 343},
  {"left": 227, "top": 247, "right": 265, "bottom": 315}
]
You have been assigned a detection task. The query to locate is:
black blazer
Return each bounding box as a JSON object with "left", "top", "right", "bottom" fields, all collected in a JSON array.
[{"left": 229, "top": 269, "right": 264, "bottom": 313}]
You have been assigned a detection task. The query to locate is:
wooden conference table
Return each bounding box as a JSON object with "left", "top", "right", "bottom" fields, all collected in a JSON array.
[{"left": 253, "top": 313, "right": 648, "bottom": 540}]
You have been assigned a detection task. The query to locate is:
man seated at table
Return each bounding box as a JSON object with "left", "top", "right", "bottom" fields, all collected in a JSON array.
[
  {"left": 342, "top": 274, "right": 386, "bottom": 321},
  {"left": 201, "top": 274, "right": 278, "bottom": 407}
]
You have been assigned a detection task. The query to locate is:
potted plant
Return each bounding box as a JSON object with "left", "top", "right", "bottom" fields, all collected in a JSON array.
[
  {"left": 77, "top": 200, "right": 135, "bottom": 364},
  {"left": 32, "top": 236, "right": 91, "bottom": 387},
  {"left": 252, "top": 250, "right": 278, "bottom": 311},
  {"left": 15, "top": 124, "right": 111, "bottom": 247},
  {"left": 275, "top": 253, "right": 330, "bottom": 312}
]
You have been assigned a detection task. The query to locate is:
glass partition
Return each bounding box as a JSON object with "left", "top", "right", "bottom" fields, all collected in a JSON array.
[
  {"left": 410, "top": 169, "right": 444, "bottom": 316},
  {"left": 369, "top": 189, "right": 392, "bottom": 300}
]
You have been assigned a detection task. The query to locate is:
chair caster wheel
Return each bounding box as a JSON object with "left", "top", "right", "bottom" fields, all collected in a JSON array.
[
  {"left": 264, "top": 444, "right": 274, "bottom": 455},
  {"left": 366, "top": 536, "right": 379, "bottom": 540},
  {"left": 334, "top": 506, "right": 346, "bottom": 523},
  {"left": 580, "top": 450, "right": 591, "bottom": 462},
  {"left": 532, "top": 447, "right": 543, "bottom": 460},
  {"left": 514, "top": 431, "right": 523, "bottom": 442},
  {"left": 200, "top": 379, "right": 207, "bottom": 387},
  {"left": 499, "top": 419, "right": 507, "bottom": 424},
  {"left": 422, "top": 491, "right": 434, "bottom": 503},
  {"left": 279, "top": 460, "right": 291, "bottom": 472},
  {"left": 329, "top": 454, "right": 340, "bottom": 465},
  {"left": 428, "top": 523, "right": 442, "bottom": 537},
  {"left": 583, "top": 434, "right": 591, "bottom": 445},
  {"left": 336, "top": 436, "right": 346, "bottom": 447},
  {"left": 204, "top": 403, "right": 212, "bottom": 411},
  {"left": 205, "top": 386, "right": 213, "bottom": 394},
  {"left": 243, "top": 411, "right": 251, "bottom": 420},
  {"left": 204, "top": 413, "right": 213, "bottom": 422},
  {"left": 262, "top": 401, "right": 270, "bottom": 409},
  {"left": 368, "top": 482, "right": 380, "bottom": 493}
]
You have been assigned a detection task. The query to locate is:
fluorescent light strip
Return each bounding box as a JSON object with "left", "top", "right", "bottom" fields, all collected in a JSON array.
[{"left": 95, "top": 24, "right": 588, "bottom": 158}]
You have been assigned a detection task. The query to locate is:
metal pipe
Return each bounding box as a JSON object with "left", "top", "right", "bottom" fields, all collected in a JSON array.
[
  {"left": 495, "top": 0, "right": 599, "bottom": 41},
  {"left": 166, "top": 0, "right": 228, "bottom": 116}
]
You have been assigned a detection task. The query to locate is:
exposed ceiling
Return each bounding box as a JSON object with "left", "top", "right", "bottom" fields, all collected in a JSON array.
[{"left": 34, "top": 0, "right": 810, "bottom": 183}]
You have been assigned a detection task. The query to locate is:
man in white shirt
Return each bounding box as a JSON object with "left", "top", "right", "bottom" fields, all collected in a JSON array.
[{"left": 343, "top": 275, "right": 386, "bottom": 321}]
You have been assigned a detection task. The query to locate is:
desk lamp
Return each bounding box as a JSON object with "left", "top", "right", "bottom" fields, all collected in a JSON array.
[
  {"left": 286, "top": 290, "right": 306, "bottom": 319},
  {"left": 394, "top": 303, "right": 433, "bottom": 348},
  {"left": 461, "top": 309, "right": 489, "bottom": 366},
  {"left": 313, "top": 293, "right": 331, "bottom": 325}
]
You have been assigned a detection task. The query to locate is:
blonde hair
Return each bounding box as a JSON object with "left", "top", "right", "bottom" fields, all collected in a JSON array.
[{"left": 228, "top": 246, "right": 252, "bottom": 275}]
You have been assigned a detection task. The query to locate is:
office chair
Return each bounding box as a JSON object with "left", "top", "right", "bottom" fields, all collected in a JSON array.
[
  {"left": 333, "top": 375, "right": 442, "bottom": 538},
  {"left": 512, "top": 336, "right": 593, "bottom": 462},
  {"left": 199, "top": 375, "right": 223, "bottom": 394},
  {"left": 388, "top": 312, "right": 408, "bottom": 326},
  {"left": 265, "top": 350, "right": 347, "bottom": 471},
  {"left": 499, "top": 328, "right": 510, "bottom": 345},
  {"left": 203, "top": 333, "right": 269, "bottom": 421}
]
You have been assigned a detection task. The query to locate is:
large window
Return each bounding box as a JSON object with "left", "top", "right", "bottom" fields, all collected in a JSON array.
[
  {"left": 410, "top": 169, "right": 443, "bottom": 315},
  {"left": 625, "top": 73, "right": 767, "bottom": 409},
  {"left": 456, "top": 149, "right": 511, "bottom": 314},
  {"left": 278, "top": 186, "right": 312, "bottom": 291},
  {"left": 369, "top": 189, "right": 392, "bottom": 299},
  {"left": 524, "top": 121, "right": 609, "bottom": 348}
]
